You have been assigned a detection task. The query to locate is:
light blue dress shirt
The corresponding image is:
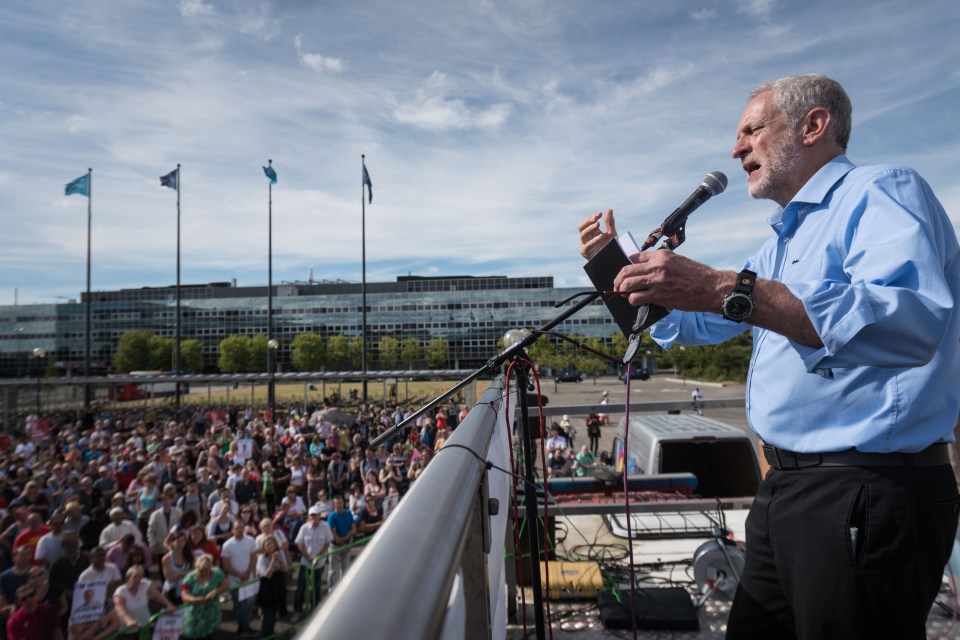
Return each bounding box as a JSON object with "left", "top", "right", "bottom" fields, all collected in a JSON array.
[{"left": 652, "top": 156, "right": 960, "bottom": 453}]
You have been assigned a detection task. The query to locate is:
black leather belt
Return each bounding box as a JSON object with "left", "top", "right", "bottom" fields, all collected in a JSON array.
[{"left": 762, "top": 443, "right": 951, "bottom": 470}]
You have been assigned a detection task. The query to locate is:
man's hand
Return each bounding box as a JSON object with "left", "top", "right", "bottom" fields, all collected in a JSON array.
[
  {"left": 579, "top": 210, "right": 618, "bottom": 260},
  {"left": 612, "top": 250, "right": 727, "bottom": 312}
]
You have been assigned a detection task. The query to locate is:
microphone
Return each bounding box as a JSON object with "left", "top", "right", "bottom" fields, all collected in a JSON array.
[
  {"left": 642, "top": 171, "right": 728, "bottom": 250},
  {"left": 624, "top": 171, "right": 728, "bottom": 364}
]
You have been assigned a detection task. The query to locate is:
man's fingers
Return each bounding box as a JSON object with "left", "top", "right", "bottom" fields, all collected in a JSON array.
[{"left": 602, "top": 209, "right": 618, "bottom": 237}]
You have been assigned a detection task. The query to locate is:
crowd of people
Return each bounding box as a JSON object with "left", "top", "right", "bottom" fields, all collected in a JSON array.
[{"left": 0, "top": 399, "right": 467, "bottom": 640}]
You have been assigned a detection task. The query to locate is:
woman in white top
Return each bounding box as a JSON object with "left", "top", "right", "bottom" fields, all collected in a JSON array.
[{"left": 113, "top": 565, "right": 175, "bottom": 632}]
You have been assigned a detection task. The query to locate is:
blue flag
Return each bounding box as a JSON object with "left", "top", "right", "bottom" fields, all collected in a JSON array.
[
  {"left": 160, "top": 168, "right": 178, "bottom": 190},
  {"left": 65, "top": 174, "right": 89, "bottom": 197},
  {"left": 362, "top": 162, "right": 373, "bottom": 204},
  {"left": 263, "top": 165, "right": 277, "bottom": 184}
]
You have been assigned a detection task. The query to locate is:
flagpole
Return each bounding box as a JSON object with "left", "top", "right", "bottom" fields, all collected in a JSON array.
[
  {"left": 174, "top": 163, "right": 182, "bottom": 423},
  {"left": 267, "top": 159, "right": 275, "bottom": 420},
  {"left": 361, "top": 155, "right": 368, "bottom": 403},
  {"left": 84, "top": 167, "right": 92, "bottom": 411}
]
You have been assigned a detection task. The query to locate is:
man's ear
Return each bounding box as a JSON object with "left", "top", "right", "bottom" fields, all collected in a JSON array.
[{"left": 801, "top": 107, "right": 832, "bottom": 147}]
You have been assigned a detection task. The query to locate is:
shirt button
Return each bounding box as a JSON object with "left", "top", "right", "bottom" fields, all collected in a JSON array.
[{"left": 782, "top": 236, "right": 791, "bottom": 243}]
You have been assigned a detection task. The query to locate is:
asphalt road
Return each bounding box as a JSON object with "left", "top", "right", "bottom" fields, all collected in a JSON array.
[{"left": 526, "top": 372, "right": 751, "bottom": 455}]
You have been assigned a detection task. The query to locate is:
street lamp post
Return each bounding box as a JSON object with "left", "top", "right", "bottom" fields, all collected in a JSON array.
[
  {"left": 32, "top": 347, "right": 45, "bottom": 416},
  {"left": 13, "top": 327, "right": 24, "bottom": 377},
  {"left": 679, "top": 346, "right": 686, "bottom": 386},
  {"left": 268, "top": 339, "right": 279, "bottom": 421}
]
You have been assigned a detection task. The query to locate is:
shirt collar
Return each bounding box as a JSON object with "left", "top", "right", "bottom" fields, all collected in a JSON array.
[{"left": 767, "top": 155, "right": 856, "bottom": 236}]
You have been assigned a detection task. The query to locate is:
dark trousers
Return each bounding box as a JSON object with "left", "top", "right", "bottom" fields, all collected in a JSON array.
[
  {"left": 294, "top": 563, "right": 323, "bottom": 611},
  {"left": 260, "top": 606, "right": 277, "bottom": 638},
  {"left": 727, "top": 463, "right": 959, "bottom": 640}
]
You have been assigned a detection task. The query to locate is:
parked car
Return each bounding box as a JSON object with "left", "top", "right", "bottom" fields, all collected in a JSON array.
[
  {"left": 555, "top": 370, "right": 584, "bottom": 383},
  {"left": 620, "top": 366, "right": 649, "bottom": 382}
]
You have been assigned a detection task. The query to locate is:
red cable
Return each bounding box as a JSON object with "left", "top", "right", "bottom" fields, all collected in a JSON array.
[
  {"left": 623, "top": 364, "right": 638, "bottom": 640},
  {"left": 525, "top": 359, "right": 554, "bottom": 640}
]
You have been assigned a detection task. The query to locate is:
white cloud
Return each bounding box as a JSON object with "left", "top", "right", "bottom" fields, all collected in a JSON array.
[
  {"left": 690, "top": 8, "right": 718, "bottom": 21},
  {"left": 293, "top": 34, "right": 344, "bottom": 73},
  {"left": 179, "top": 0, "right": 213, "bottom": 18},
  {"left": 736, "top": 0, "right": 777, "bottom": 19},
  {"left": 391, "top": 71, "right": 512, "bottom": 131}
]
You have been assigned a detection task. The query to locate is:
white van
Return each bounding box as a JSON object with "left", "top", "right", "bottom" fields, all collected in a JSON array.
[{"left": 611, "top": 413, "right": 761, "bottom": 498}]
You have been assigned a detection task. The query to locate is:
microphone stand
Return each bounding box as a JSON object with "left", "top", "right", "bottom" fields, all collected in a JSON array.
[
  {"left": 510, "top": 351, "right": 547, "bottom": 640},
  {"left": 370, "top": 289, "right": 603, "bottom": 640},
  {"left": 370, "top": 289, "right": 602, "bottom": 450}
]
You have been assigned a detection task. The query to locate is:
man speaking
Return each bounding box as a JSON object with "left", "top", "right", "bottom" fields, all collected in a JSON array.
[{"left": 580, "top": 74, "right": 960, "bottom": 639}]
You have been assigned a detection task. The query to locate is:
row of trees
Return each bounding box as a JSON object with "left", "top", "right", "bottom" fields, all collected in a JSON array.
[
  {"left": 522, "top": 330, "right": 752, "bottom": 382},
  {"left": 112, "top": 329, "right": 753, "bottom": 382},
  {"left": 113, "top": 330, "right": 204, "bottom": 373}
]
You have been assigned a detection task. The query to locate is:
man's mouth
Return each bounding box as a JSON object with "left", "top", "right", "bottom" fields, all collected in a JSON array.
[{"left": 743, "top": 161, "right": 761, "bottom": 177}]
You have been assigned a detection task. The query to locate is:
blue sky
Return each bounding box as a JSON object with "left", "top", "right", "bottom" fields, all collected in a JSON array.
[{"left": 1, "top": 0, "right": 958, "bottom": 306}]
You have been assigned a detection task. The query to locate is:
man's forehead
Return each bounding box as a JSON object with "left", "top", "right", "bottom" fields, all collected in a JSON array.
[{"left": 737, "top": 91, "right": 778, "bottom": 131}]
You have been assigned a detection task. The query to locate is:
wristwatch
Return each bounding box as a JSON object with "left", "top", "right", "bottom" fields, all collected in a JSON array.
[{"left": 721, "top": 269, "right": 757, "bottom": 322}]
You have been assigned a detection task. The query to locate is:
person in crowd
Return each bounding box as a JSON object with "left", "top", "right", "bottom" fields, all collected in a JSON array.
[
  {"left": 133, "top": 475, "right": 159, "bottom": 535},
  {"left": 575, "top": 445, "right": 598, "bottom": 478},
  {"left": 305, "top": 458, "right": 326, "bottom": 506},
  {"left": 236, "top": 503, "right": 260, "bottom": 538},
  {"left": 362, "top": 471, "right": 385, "bottom": 502},
  {"left": 205, "top": 504, "right": 234, "bottom": 547},
  {"left": 585, "top": 413, "right": 602, "bottom": 455},
  {"left": 279, "top": 486, "right": 306, "bottom": 542},
  {"left": 10, "top": 482, "right": 50, "bottom": 519},
  {"left": 77, "top": 546, "right": 121, "bottom": 586},
  {"left": 161, "top": 530, "right": 192, "bottom": 605},
  {"left": 180, "top": 554, "right": 228, "bottom": 640},
  {"left": 220, "top": 520, "right": 256, "bottom": 636},
  {"left": 259, "top": 462, "right": 277, "bottom": 515},
  {"left": 49, "top": 530, "right": 88, "bottom": 607},
  {"left": 0, "top": 546, "right": 34, "bottom": 617},
  {"left": 356, "top": 496, "right": 383, "bottom": 536},
  {"left": 545, "top": 426, "right": 569, "bottom": 477},
  {"left": 105, "top": 532, "right": 149, "bottom": 570},
  {"left": 99, "top": 508, "right": 143, "bottom": 549},
  {"left": 176, "top": 479, "right": 207, "bottom": 524},
  {"left": 255, "top": 536, "right": 287, "bottom": 637},
  {"left": 6, "top": 584, "right": 61, "bottom": 640},
  {"left": 12, "top": 513, "right": 49, "bottom": 562},
  {"left": 34, "top": 513, "right": 65, "bottom": 568},
  {"left": 1, "top": 506, "right": 30, "bottom": 568},
  {"left": 146, "top": 487, "right": 181, "bottom": 567},
  {"left": 112, "top": 565, "right": 175, "bottom": 636},
  {"left": 185, "top": 525, "right": 220, "bottom": 564},
  {"left": 292, "top": 505, "right": 331, "bottom": 621},
  {"left": 208, "top": 488, "right": 238, "bottom": 520},
  {"left": 233, "top": 474, "right": 259, "bottom": 509},
  {"left": 326, "top": 496, "right": 355, "bottom": 592},
  {"left": 326, "top": 452, "right": 348, "bottom": 498}
]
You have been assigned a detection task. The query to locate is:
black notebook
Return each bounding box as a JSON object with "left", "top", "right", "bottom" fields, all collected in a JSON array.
[{"left": 583, "top": 234, "right": 669, "bottom": 337}]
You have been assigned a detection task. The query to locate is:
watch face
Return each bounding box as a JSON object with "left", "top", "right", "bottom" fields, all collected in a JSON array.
[{"left": 724, "top": 294, "right": 753, "bottom": 319}]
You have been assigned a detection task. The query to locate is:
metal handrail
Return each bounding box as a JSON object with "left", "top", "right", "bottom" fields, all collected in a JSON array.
[{"left": 295, "top": 375, "right": 507, "bottom": 640}]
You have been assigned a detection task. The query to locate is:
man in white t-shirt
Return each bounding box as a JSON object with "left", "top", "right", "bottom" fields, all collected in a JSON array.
[
  {"left": 35, "top": 514, "right": 65, "bottom": 568},
  {"left": 77, "top": 546, "right": 122, "bottom": 593},
  {"left": 292, "top": 506, "right": 333, "bottom": 620},
  {"left": 221, "top": 520, "right": 257, "bottom": 636}
]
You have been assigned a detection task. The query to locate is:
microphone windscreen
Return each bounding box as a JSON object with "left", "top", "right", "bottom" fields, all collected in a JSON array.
[{"left": 702, "top": 171, "right": 728, "bottom": 196}]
